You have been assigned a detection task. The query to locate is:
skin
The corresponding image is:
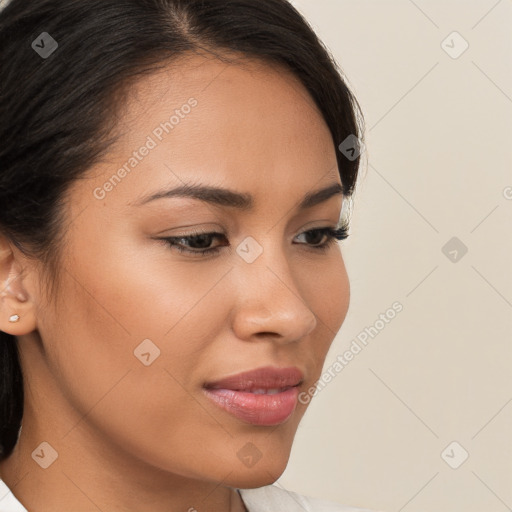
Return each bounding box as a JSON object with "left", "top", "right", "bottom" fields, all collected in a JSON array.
[{"left": 0, "top": 53, "right": 350, "bottom": 512}]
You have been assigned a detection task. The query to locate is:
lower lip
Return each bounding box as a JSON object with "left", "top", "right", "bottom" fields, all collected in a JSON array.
[{"left": 203, "top": 386, "right": 299, "bottom": 426}]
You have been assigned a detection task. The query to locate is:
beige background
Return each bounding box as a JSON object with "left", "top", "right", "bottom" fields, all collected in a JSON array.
[{"left": 277, "top": 1, "right": 512, "bottom": 511}]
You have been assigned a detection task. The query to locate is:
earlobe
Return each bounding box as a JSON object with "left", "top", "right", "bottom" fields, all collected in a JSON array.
[{"left": 0, "top": 235, "right": 37, "bottom": 336}]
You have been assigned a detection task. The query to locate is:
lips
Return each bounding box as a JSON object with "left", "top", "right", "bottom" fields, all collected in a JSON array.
[
  {"left": 202, "top": 366, "right": 304, "bottom": 426},
  {"left": 204, "top": 366, "right": 304, "bottom": 392}
]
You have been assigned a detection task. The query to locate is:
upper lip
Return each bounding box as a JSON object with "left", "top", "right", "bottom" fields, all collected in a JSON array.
[{"left": 204, "top": 366, "right": 304, "bottom": 391}]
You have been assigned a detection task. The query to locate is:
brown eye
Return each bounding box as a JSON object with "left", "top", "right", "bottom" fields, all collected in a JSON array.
[{"left": 159, "top": 231, "right": 228, "bottom": 257}]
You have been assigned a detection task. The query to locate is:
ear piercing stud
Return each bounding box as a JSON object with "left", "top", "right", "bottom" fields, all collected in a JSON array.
[{"left": 8, "top": 314, "right": 20, "bottom": 323}]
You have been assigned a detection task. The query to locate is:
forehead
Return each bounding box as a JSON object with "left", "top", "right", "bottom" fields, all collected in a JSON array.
[{"left": 85, "top": 53, "right": 340, "bottom": 212}]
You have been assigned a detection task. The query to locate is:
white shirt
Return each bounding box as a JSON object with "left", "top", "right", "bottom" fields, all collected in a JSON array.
[
  {"left": 237, "top": 485, "right": 380, "bottom": 511},
  {"left": 0, "top": 478, "right": 379, "bottom": 511}
]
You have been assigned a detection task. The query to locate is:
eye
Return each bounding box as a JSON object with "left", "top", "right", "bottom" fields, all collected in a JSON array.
[
  {"left": 157, "top": 219, "right": 350, "bottom": 258},
  {"left": 294, "top": 224, "right": 349, "bottom": 251}
]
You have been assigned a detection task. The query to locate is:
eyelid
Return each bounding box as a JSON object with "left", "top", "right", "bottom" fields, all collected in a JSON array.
[{"left": 159, "top": 221, "right": 343, "bottom": 240}]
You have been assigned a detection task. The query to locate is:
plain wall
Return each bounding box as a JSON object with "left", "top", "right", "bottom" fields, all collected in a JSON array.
[{"left": 277, "top": 1, "right": 512, "bottom": 511}]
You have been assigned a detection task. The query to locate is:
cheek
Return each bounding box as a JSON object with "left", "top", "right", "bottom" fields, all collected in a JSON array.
[
  {"left": 41, "top": 237, "right": 235, "bottom": 432},
  {"left": 300, "top": 253, "right": 350, "bottom": 371},
  {"left": 39, "top": 268, "right": 226, "bottom": 474},
  {"left": 306, "top": 252, "right": 350, "bottom": 332},
  {"left": 45, "top": 248, "right": 219, "bottom": 393}
]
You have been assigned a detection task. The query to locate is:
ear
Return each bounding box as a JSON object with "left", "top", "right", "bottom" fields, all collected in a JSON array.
[{"left": 0, "top": 234, "right": 37, "bottom": 336}]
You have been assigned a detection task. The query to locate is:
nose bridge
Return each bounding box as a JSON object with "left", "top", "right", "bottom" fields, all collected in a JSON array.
[{"left": 231, "top": 233, "right": 318, "bottom": 342}]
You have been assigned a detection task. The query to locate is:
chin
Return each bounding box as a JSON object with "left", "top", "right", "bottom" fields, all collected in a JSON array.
[
  {"left": 226, "top": 464, "right": 287, "bottom": 490},
  {"left": 224, "top": 447, "right": 292, "bottom": 489}
]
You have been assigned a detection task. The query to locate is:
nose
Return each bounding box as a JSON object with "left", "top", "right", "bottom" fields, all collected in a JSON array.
[{"left": 230, "top": 239, "right": 318, "bottom": 345}]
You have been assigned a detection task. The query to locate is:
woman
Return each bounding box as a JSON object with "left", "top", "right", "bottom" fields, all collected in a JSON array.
[{"left": 0, "top": 0, "right": 376, "bottom": 510}]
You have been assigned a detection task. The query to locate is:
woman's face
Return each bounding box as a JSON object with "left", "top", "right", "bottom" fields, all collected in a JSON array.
[{"left": 14, "top": 54, "right": 350, "bottom": 490}]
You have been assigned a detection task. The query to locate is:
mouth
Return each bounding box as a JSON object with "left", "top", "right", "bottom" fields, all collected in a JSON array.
[{"left": 202, "top": 366, "right": 304, "bottom": 426}]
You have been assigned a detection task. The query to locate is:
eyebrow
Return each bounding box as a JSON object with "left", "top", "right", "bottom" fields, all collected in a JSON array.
[{"left": 136, "top": 182, "right": 343, "bottom": 211}]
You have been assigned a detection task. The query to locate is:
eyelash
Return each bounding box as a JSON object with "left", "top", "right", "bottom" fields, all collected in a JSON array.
[{"left": 158, "top": 219, "right": 350, "bottom": 258}]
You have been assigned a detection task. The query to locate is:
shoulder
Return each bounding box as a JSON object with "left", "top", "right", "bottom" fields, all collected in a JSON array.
[{"left": 237, "top": 484, "right": 382, "bottom": 512}]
